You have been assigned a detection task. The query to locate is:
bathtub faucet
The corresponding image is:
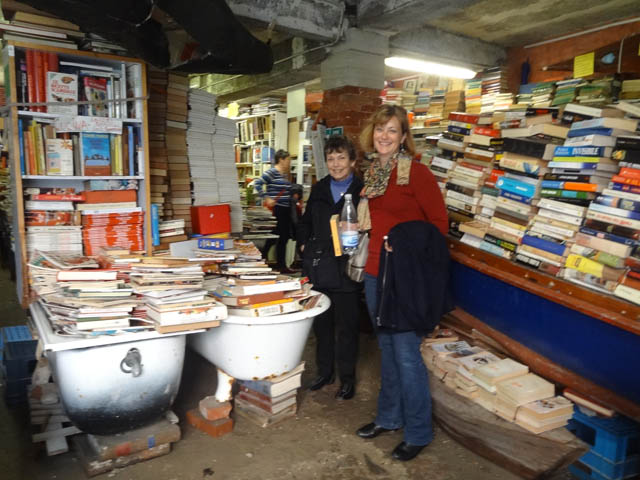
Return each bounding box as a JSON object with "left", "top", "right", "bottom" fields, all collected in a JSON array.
[{"left": 120, "top": 348, "right": 143, "bottom": 377}]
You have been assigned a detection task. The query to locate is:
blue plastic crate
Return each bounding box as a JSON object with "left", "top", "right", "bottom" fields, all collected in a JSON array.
[
  {"left": 3, "top": 376, "right": 31, "bottom": 406},
  {"left": 580, "top": 450, "right": 640, "bottom": 480},
  {"left": 568, "top": 410, "right": 640, "bottom": 464},
  {"left": 1, "top": 325, "right": 33, "bottom": 343},
  {"left": 2, "top": 342, "right": 37, "bottom": 379}
]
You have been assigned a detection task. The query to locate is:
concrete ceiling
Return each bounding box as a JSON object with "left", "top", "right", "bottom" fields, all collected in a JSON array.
[{"left": 215, "top": 0, "right": 640, "bottom": 104}]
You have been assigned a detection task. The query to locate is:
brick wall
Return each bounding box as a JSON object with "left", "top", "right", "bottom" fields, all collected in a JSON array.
[{"left": 316, "top": 86, "right": 381, "bottom": 160}]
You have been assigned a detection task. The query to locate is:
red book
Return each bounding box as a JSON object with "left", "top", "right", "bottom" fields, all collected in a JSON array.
[
  {"left": 612, "top": 175, "right": 640, "bottom": 187},
  {"left": 33, "top": 51, "right": 45, "bottom": 112},
  {"left": 621, "top": 274, "right": 640, "bottom": 291},
  {"left": 47, "top": 52, "right": 59, "bottom": 73},
  {"left": 618, "top": 167, "right": 640, "bottom": 180},
  {"left": 449, "top": 111, "right": 480, "bottom": 124},
  {"left": 473, "top": 126, "right": 501, "bottom": 137},
  {"left": 25, "top": 50, "right": 36, "bottom": 111},
  {"left": 81, "top": 189, "right": 137, "bottom": 204},
  {"left": 459, "top": 161, "right": 486, "bottom": 172}
]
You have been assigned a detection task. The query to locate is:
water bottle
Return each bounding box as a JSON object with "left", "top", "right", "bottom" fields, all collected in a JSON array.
[{"left": 340, "top": 193, "right": 359, "bottom": 255}]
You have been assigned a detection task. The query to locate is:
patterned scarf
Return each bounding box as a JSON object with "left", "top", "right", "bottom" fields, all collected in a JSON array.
[{"left": 357, "top": 152, "right": 412, "bottom": 230}]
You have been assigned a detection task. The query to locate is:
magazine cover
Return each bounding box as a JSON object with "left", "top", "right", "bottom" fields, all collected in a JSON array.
[
  {"left": 81, "top": 132, "right": 111, "bottom": 176},
  {"left": 47, "top": 72, "right": 78, "bottom": 115}
]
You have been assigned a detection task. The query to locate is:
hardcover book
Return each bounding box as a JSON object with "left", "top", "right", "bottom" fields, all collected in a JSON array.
[
  {"left": 83, "top": 76, "right": 108, "bottom": 117},
  {"left": 81, "top": 132, "right": 111, "bottom": 176},
  {"left": 45, "top": 138, "right": 74, "bottom": 175},
  {"left": 46, "top": 72, "right": 77, "bottom": 115}
]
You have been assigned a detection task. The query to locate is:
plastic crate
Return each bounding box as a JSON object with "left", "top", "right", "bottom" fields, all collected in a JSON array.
[
  {"left": 2, "top": 341, "right": 37, "bottom": 379},
  {"left": 568, "top": 410, "right": 640, "bottom": 464},
  {"left": 580, "top": 450, "right": 640, "bottom": 480},
  {"left": 1, "top": 325, "right": 33, "bottom": 343},
  {"left": 3, "top": 376, "right": 31, "bottom": 406}
]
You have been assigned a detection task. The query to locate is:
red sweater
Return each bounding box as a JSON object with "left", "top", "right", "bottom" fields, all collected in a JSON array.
[{"left": 365, "top": 161, "right": 449, "bottom": 276}]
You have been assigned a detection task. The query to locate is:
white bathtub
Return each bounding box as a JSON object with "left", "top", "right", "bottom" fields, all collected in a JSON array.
[
  {"left": 189, "top": 294, "right": 330, "bottom": 399},
  {"left": 30, "top": 302, "right": 189, "bottom": 435}
]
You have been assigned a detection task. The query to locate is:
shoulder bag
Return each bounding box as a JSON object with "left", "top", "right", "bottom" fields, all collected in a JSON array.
[{"left": 345, "top": 232, "right": 369, "bottom": 283}]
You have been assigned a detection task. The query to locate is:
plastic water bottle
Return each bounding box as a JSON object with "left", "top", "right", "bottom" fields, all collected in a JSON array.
[{"left": 340, "top": 194, "right": 359, "bottom": 255}]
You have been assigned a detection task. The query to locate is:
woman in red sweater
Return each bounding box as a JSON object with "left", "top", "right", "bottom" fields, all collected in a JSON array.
[{"left": 355, "top": 105, "right": 448, "bottom": 461}]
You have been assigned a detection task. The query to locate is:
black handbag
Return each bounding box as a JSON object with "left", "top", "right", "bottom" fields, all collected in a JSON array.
[{"left": 302, "top": 242, "right": 342, "bottom": 290}]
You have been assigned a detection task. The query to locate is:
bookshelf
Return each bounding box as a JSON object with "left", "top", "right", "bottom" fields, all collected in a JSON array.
[
  {"left": 2, "top": 41, "right": 151, "bottom": 305},
  {"left": 233, "top": 111, "right": 287, "bottom": 184}
]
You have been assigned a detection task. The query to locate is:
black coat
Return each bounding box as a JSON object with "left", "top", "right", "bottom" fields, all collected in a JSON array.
[
  {"left": 375, "top": 220, "right": 453, "bottom": 334},
  {"left": 297, "top": 174, "right": 364, "bottom": 292}
]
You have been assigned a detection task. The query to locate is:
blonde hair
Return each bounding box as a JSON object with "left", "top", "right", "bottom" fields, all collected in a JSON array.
[{"left": 359, "top": 104, "right": 416, "bottom": 157}]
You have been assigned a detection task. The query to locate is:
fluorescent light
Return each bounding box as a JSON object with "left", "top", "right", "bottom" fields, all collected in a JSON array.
[{"left": 385, "top": 56, "right": 476, "bottom": 79}]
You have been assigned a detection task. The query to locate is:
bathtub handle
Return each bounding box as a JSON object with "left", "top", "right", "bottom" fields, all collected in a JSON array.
[{"left": 120, "top": 348, "right": 143, "bottom": 377}]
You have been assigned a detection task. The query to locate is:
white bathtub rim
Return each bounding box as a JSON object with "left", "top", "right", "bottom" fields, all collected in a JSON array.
[{"left": 220, "top": 293, "right": 330, "bottom": 325}]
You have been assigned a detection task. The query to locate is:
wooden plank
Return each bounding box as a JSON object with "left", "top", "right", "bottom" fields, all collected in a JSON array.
[
  {"left": 447, "top": 308, "right": 640, "bottom": 421},
  {"left": 32, "top": 415, "right": 69, "bottom": 426},
  {"left": 429, "top": 376, "right": 588, "bottom": 480},
  {"left": 32, "top": 425, "right": 81, "bottom": 442},
  {"left": 448, "top": 239, "right": 640, "bottom": 333},
  {"left": 45, "top": 420, "right": 68, "bottom": 456}
]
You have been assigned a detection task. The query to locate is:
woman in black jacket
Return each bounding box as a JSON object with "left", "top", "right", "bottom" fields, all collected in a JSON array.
[{"left": 297, "top": 135, "right": 364, "bottom": 400}]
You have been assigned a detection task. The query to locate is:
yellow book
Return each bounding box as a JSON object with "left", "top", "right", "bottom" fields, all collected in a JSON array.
[
  {"left": 242, "top": 298, "right": 294, "bottom": 309},
  {"left": 565, "top": 254, "right": 603, "bottom": 277},
  {"left": 329, "top": 214, "right": 342, "bottom": 256}
]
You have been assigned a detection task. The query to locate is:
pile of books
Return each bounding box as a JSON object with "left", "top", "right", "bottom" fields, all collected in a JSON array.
[
  {"left": 147, "top": 68, "right": 170, "bottom": 218},
  {"left": 421, "top": 339, "right": 575, "bottom": 435},
  {"left": 163, "top": 73, "right": 191, "bottom": 229},
  {"left": 234, "top": 362, "right": 304, "bottom": 427},
  {"left": 621, "top": 79, "right": 640, "bottom": 100},
  {"left": 78, "top": 189, "right": 143, "bottom": 256},
  {"left": 0, "top": 11, "right": 82, "bottom": 50},
  {"left": 465, "top": 79, "right": 482, "bottom": 114},
  {"left": 243, "top": 207, "right": 277, "bottom": 236},
  {"left": 187, "top": 89, "right": 219, "bottom": 206},
  {"left": 212, "top": 116, "right": 244, "bottom": 233},
  {"left": 250, "top": 97, "right": 285, "bottom": 115},
  {"left": 551, "top": 78, "right": 584, "bottom": 107}
]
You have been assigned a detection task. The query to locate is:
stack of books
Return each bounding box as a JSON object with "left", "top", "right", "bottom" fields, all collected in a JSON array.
[
  {"left": 164, "top": 73, "right": 191, "bottom": 230},
  {"left": 621, "top": 79, "right": 640, "bottom": 100},
  {"left": 427, "top": 90, "right": 445, "bottom": 119},
  {"left": 243, "top": 207, "right": 277, "bottom": 235},
  {"left": 413, "top": 89, "right": 432, "bottom": 116},
  {"left": 551, "top": 78, "right": 584, "bottom": 106},
  {"left": 494, "top": 373, "right": 555, "bottom": 421},
  {"left": 464, "top": 79, "right": 482, "bottom": 114},
  {"left": 212, "top": 116, "right": 244, "bottom": 233},
  {"left": 147, "top": 68, "right": 170, "bottom": 218},
  {"left": 530, "top": 82, "right": 555, "bottom": 107},
  {"left": 155, "top": 219, "right": 188, "bottom": 251},
  {"left": 575, "top": 78, "right": 615, "bottom": 106},
  {"left": 78, "top": 189, "right": 143, "bottom": 256},
  {"left": 234, "top": 363, "right": 304, "bottom": 427},
  {"left": 0, "top": 11, "right": 82, "bottom": 50},
  {"left": 443, "top": 90, "right": 465, "bottom": 120},
  {"left": 187, "top": 89, "right": 219, "bottom": 206},
  {"left": 514, "top": 396, "right": 575, "bottom": 434}
]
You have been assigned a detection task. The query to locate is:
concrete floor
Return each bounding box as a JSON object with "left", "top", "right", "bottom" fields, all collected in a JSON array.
[{"left": 0, "top": 267, "right": 573, "bottom": 480}]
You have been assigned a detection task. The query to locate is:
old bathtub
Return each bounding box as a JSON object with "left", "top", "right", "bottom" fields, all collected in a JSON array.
[
  {"left": 189, "top": 294, "right": 330, "bottom": 400},
  {"left": 30, "top": 302, "right": 191, "bottom": 435}
]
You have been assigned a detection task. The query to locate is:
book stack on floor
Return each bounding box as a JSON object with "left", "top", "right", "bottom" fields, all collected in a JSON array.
[
  {"left": 74, "top": 416, "right": 180, "bottom": 477},
  {"left": 147, "top": 67, "right": 170, "bottom": 218},
  {"left": 427, "top": 89, "right": 445, "bottom": 119},
  {"left": 155, "top": 219, "right": 187, "bottom": 251},
  {"left": 479, "top": 67, "right": 509, "bottom": 114},
  {"left": 0, "top": 11, "right": 82, "bottom": 50},
  {"left": 77, "top": 189, "right": 143, "bottom": 256},
  {"left": 421, "top": 339, "right": 575, "bottom": 435},
  {"left": 188, "top": 89, "right": 219, "bottom": 206},
  {"left": 128, "top": 258, "right": 227, "bottom": 333},
  {"left": 234, "top": 362, "right": 304, "bottom": 427},
  {"left": 443, "top": 90, "right": 465, "bottom": 120},
  {"left": 412, "top": 88, "right": 432, "bottom": 118},
  {"left": 24, "top": 187, "right": 84, "bottom": 257},
  {"left": 164, "top": 74, "right": 191, "bottom": 230},
  {"left": 213, "top": 116, "right": 244, "bottom": 233}
]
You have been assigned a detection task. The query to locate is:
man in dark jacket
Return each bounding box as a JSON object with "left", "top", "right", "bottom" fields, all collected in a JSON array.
[{"left": 297, "top": 135, "right": 364, "bottom": 400}]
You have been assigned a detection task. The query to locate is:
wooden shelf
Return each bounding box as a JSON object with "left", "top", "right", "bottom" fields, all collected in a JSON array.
[{"left": 16, "top": 111, "right": 143, "bottom": 123}]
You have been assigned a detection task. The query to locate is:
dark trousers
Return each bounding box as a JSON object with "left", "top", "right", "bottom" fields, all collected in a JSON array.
[
  {"left": 313, "top": 290, "right": 360, "bottom": 383},
  {"left": 263, "top": 205, "right": 291, "bottom": 269}
]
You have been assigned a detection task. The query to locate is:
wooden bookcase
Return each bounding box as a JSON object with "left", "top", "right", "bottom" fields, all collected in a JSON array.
[
  {"left": 233, "top": 111, "right": 287, "bottom": 185},
  {"left": 1, "top": 41, "right": 151, "bottom": 305}
]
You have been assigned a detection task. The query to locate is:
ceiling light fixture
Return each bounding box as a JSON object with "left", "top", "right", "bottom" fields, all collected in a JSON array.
[{"left": 385, "top": 56, "right": 477, "bottom": 79}]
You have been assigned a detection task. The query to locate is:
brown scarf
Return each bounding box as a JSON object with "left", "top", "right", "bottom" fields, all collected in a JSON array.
[{"left": 357, "top": 153, "right": 412, "bottom": 230}]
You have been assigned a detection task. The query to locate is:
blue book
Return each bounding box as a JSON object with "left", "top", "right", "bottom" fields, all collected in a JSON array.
[
  {"left": 18, "top": 119, "right": 25, "bottom": 175},
  {"left": 81, "top": 132, "right": 111, "bottom": 175},
  {"left": 496, "top": 177, "right": 535, "bottom": 198},
  {"left": 197, "top": 237, "right": 234, "bottom": 250},
  {"left": 479, "top": 240, "right": 512, "bottom": 258},
  {"left": 151, "top": 203, "right": 160, "bottom": 246},
  {"left": 593, "top": 194, "right": 640, "bottom": 213},
  {"left": 127, "top": 125, "right": 135, "bottom": 175},
  {"left": 553, "top": 145, "right": 610, "bottom": 157},
  {"left": 567, "top": 127, "right": 615, "bottom": 138},
  {"left": 579, "top": 226, "right": 639, "bottom": 247},
  {"left": 499, "top": 189, "right": 533, "bottom": 205},
  {"left": 608, "top": 182, "right": 640, "bottom": 195},
  {"left": 447, "top": 125, "right": 472, "bottom": 135},
  {"left": 521, "top": 234, "right": 567, "bottom": 257}
]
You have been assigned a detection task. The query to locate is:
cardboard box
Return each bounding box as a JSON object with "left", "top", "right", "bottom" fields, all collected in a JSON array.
[{"left": 190, "top": 204, "right": 231, "bottom": 235}]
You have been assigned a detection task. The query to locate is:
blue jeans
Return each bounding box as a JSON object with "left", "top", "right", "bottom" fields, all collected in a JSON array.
[{"left": 363, "top": 273, "right": 434, "bottom": 446}]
